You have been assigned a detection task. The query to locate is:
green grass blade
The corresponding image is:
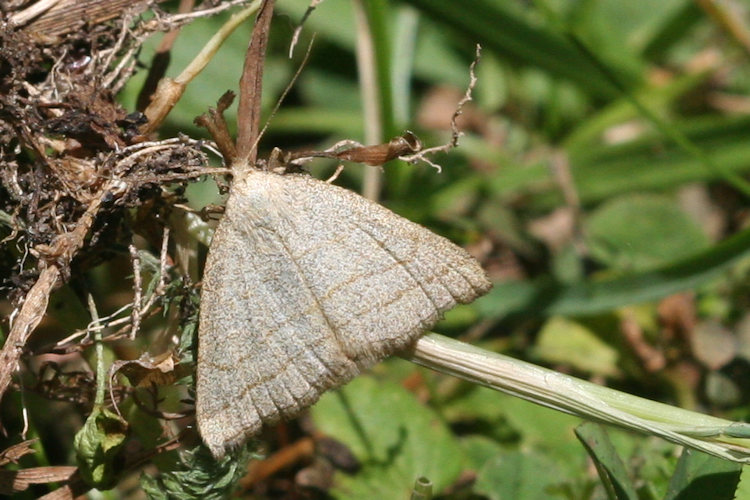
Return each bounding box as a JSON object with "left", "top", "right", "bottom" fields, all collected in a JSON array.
[
  {"left": 477, "top": 225, "right": 750, "bottom": 318},
  {"left": 402, "top": 0, "right": 638, "bottom": 99}
]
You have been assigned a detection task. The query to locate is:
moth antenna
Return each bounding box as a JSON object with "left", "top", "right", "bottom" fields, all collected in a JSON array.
[{"left": 250, "top": 36, "right": 316, "bottom": 160}]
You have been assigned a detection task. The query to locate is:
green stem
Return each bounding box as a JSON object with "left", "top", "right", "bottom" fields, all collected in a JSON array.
[
  {"left": 87, "top": 293, "right": 106, "bottom": 407},
  {"left": 407, "top": 333, "right": 750, "bottom": 463},
  {"left": 410, "top": 476, "right": 433, "bottom": 500}
]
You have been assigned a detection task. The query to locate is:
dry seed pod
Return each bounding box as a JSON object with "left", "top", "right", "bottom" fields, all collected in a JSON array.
[{"left": 335, "top": 131, "right": 422, "bottom": 165}]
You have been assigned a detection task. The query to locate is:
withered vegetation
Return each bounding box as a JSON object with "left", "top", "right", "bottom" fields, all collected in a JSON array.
[{"left": 0, "top": 2, "right": 248, "bottom": 496}]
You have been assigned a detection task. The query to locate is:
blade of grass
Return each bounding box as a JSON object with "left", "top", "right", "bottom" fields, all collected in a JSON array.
[
  {"left": 407, "top": 334, "right": 750, "bottom": 463},
  {"left": 575, "top": 423, "right": 639, "bottom": 500},
  {"left": 641, "top": 2, "right": 702, "bottom": 60},
  {"left": 563, "top": 33, "right": 750, "bottom": 198},
  {"left": 483, "top": 115, "right": 750, "bottom": 208},
  {"left": 402, "top": 0, "right": 637, "bottom": 99},
  {"left": 476, "top": 224, "right": 750, "bottom": 318}
]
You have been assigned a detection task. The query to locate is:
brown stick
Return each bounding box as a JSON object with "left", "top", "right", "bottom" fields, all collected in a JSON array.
[
  {"left": 0, "top": 466, "right": 77, "bottom": 495},
  {"left": 0, "top": 266, "right": 59, "bottom": 403},
  {"left": 235, "top": 0, "right": 275, "bottom": 166},
  {"left": 37, "top": 430, "right": 186, "bottom": 499},
  {"left": 136, "top": 0, "right": 196, "bottom": 112}
]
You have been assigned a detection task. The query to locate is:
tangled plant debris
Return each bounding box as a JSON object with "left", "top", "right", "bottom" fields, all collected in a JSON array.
[{"left": 0, "top": 2, "right": 256, "bottom": 496}]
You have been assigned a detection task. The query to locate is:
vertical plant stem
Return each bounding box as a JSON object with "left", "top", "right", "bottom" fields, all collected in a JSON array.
[
  {"left": 87, "top": 293, "right": 106, "bottom": 407},
  {"left": 410, "top": 476, "right": 433, "bottom": 500},
  {"left": 391, "top": 6, "right": 419, "bottom": 126},
  {"left": 352, "top": 0, "right": 383, "bottom": 201}
]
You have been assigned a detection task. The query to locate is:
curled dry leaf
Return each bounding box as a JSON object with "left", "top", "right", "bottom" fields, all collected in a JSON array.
[{"left": 109, "top": 352, "right": 191, "bottom": 388}]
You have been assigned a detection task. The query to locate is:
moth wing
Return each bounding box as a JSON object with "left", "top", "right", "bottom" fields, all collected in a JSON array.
[
  {"left": 196, "top": 171, "right": 490, "bottom": 457},
  {"left": 278, "top": 173, "right": 492, "bottom": 364}
]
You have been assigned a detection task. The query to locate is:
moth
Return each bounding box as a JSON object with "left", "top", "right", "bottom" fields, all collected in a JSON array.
[
  {"left": 196, "top": 133, "right": 491, "bottom": 458},
  {"left": 193, "top": 0, "right": 489, "bottom": 459}
]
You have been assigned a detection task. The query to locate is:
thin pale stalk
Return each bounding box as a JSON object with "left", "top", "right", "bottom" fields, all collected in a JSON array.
[
  {"left": 352, "top": 0, "right": 383, "bottom": 201},
  {"left": 407, "top": 333, "right": 750, "bottom": 463},
  {"left": 86, "top": 293, "right": 106, "bottom": 407}
]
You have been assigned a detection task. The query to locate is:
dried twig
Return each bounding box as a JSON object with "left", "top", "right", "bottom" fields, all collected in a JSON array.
[
  {"left": 128, "top": 244, "right": 143, "bottom": 340},
  {"left": 251, "top": 37, "right": 316, "bottom": 157},
  {"left": 8, "top": 0, "right": 64, "bottom": 26},
  {"left": 2, "top": 269, "right": 59, "bottom": 400},
  {"left": 36, "top": 430, "right": 186, "bottom": 499},
  {"left": 0, "top": 465, "right": 77, "bottom": 496},
  {"left": 141, "top": 1, "right": 261, "bottom": 134},
  {"left": 157, "top": 0, "right": 256, "bottom": 27},
  {"left": 273, "top": 45, "right": 481, "bottom": 177},
  {"left": 14, "top": 0, "right": 147, "bottom": 36},
  {"left": 130, "top": 226, "right": 171, "bottom": 340},
  {"left": 235, "top": 0, "right": 275, "bottom": 166},
  {"left": 51, "top": 227, "right": 174, "bottom": 354},
  {"left": 136, "top": 0, "right": 196, "bottom": 111},
  {"left": 400, "top": 44, "right": 482, "bottom": 172}
]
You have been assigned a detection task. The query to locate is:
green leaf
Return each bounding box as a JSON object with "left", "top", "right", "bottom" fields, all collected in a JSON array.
[
  {"left": 443, "top": 388, "right": 585, "bottom": 474},
  {"left": 664, "top": 448, "right": 742, "bottom": 500},
  {"left": 734, "top": 465, "right": 750, "bottom": 500},
  {"left": 311, "top": 377, "right": 463, "bottom": 499},
  {"left": 585, "top": 194, "right": 709, "bottom": 272},
  {"left": 575, "top": 423, "right": 638, "bottom": 500},
  {"left": 534, "top": 316, "right": 620, "bottom": 377},
  {"left": 461, "top": 435, "right": 506, "bottom": 471},
  {"left": 140, "top": 445, "right": 254, "bottom": 500},
  {"left": 473, "top": 450, "right": 561, "bottom": 500},
  {"left": 74, "top": 406, "right": 128, "bottom": 489}
]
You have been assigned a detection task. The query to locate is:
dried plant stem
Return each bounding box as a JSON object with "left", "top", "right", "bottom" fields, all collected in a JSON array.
[
  {"left": 0, "top": 266, "right": 59, "bottom": 403},
  {"left": 162, "top": 0, "right": 256, "bottom": 26},
  {"left": 136, "top": 0, "right": 196, "bottom": 111},
  {"left": 35, "top": 431, "right": 185, "bottom": 499},
  {"left": 13, "top": 0, "right": 142, "bottom": 36},
  {"left": 9, "top": 0, "right": 63, "bottom": 25},
  {"left": 141, "top": 1, "right": 261, "bottom": 134},
  {"left": 235, "top": 0, "right": 275, "bottom": 166},
  {"left": 407, "top": 333, "right": 750, "bottom": 463},
  {"left": 288, "top": 0, "right": 325, "bottom": 57},
  {"left": 400, "top": 45, "right": 481, "bottom": 171}
]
